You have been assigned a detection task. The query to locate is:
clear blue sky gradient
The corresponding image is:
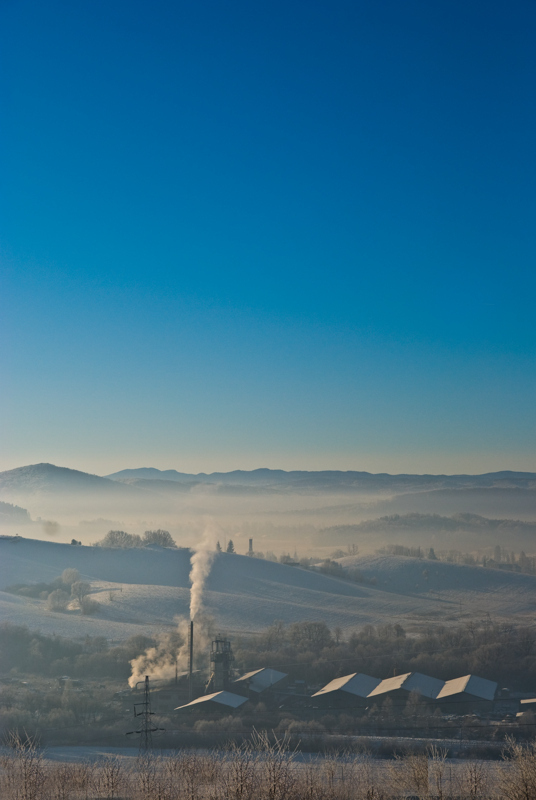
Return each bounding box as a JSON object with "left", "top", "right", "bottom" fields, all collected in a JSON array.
[{"left": 1, "top": 0, "right": 535, "bottom": 474}]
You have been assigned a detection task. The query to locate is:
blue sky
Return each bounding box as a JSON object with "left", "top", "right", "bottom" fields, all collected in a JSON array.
[{"left": 1, "top": 0, "right": 535, "bottom": 474}]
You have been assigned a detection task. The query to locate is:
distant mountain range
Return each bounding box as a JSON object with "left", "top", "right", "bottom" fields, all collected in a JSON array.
[
  {"left": 0, "top": 463, "right": 535, "bottom": 499},
  {"left": 105, "top": 466, "right": 536, "bottom": 493},
  {"left": 0, "top": 465, "right": 535, "bottom": 525}
]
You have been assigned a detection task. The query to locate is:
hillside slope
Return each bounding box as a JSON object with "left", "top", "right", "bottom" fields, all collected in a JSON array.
[
  {"left": 1, "top": 538, "right": 536, "bottom": 642},
  {"left": 0, "top": 464, "right": 139, "bottom": 497}
]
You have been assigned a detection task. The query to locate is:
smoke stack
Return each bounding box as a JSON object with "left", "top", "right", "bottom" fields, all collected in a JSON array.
[
  {"left": 248, "top": 538, "right": 253, "bottom": 556},
  {"left": 188, "top": 620, "right": 194, "bottom": 701}
]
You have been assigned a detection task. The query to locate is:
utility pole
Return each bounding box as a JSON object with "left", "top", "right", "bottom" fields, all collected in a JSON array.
[
  {"left": 138, "top": 676, "right": 153, "bottom": 751},
  {"left": 127, "top": 675, "right": 164, "bottom": 752}
]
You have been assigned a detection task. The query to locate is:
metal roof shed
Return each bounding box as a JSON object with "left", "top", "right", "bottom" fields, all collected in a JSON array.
[
  {"left": 368, "top": 672, "right": 445, "bottom": 701},
  {"left": 175, "top": 691, "right": 248, "bottom": 712},
  {"left": 313, "top": 673, "right": 381, "bottom": 700},
  {"left": 436, "top": 675, "right": 497, "bottom": 702},
  {"left": 234, "top": 668, "right": 288, "bottom": 694}
]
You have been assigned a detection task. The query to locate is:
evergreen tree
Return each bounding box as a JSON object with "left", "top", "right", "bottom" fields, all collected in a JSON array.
[{"left": 226, "top": 539, "right": 235, "bottom": 553}]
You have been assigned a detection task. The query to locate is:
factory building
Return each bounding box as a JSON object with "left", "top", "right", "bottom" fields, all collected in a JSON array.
[
  {"left": 312, "top": 673, "right": 381, "bottom": 708},
  {"left": 367, "top": 672, "right": 445, "bottom": 703},
  {"left": 175, "top": 690, "right": 248, "bottom": 714},
  {"left": 436, "top": 674, "right": 497, "bottom": 713},
  {"left": 173, "top": 628, "right": 499, "bottom": 721},
  {"left": 234, "top": 668, "right": 288, "bottom": 698},
  {"left": 312, "top": 670, "right": 498, "bottom": 715}
]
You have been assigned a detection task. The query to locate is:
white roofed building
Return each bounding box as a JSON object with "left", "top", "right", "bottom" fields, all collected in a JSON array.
[
  {"left": 367, "top": 672, "right": 445, "bottom": 703},
  {"left": 175, "top": 691, "right": 248, "bottom": 713},
  {"left": 436, "top": 675, "right": 497, "bottom": 711},
  {"left": 234, "top": 668, "right": 288, "bottom": 697},
  {"left": 312, "top": 673, "right": 381, "bottom": 708}
]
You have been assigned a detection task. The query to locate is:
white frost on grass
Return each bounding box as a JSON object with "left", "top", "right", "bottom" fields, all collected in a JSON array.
[{"left": 1, "top": 538, "right": 536, "bottom": 648}]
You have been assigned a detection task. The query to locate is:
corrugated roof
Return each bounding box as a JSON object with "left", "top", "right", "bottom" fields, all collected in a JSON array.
[
  {"left": 175, "top": 691, "right": 248, "bottom": 711},
  {"left": 234, "top": 668, "right": 287, "bottom": 692},
  {"left": 367, "top": 673, "right": 412, "bottom": 697},
  {"left": 313, "top": 673, "right": 381, "bottom": 698},
  {"left": 368, "top": 672, "right": 444, "bottom": 700},
  {"left": 437, "top": 675, "right": 497, "bottom": 701}
]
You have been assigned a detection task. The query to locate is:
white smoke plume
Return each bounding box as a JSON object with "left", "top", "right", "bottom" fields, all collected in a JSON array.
[
  {"left": 128, "top": 523, "right": 218, "bottom": 688},
  {"left": 189, "top": 526, "right": 216, "bottom": 621},
  {"left": 128, "top": 641, "right": 178, "bottom": 689}
]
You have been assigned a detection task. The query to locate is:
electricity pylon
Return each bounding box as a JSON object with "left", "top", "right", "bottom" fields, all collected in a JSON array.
[{"left": 126, "top": 675, "right": 164, "bottom": 752}]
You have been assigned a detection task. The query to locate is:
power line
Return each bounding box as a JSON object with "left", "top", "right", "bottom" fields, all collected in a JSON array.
[{"left": 126, "top": 675, "right": 165, "bottom": 751}]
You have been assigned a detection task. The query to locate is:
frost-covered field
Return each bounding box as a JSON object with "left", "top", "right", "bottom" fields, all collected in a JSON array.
[{"left": 1, "top": 537, "right": 536, "bottom": 642}]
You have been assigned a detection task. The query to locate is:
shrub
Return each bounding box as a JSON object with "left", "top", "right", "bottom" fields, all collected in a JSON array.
[
  {"left": 80, "top": 596, "right": 99, "bottom": 616},
  {"left": 46, "top": 590, "right": 70, "bottom": 612},
  {"left": 61, "top": 568, "right": 80, "bottom": 586}
]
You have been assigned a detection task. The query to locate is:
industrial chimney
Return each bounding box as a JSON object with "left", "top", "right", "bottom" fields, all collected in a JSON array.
[{"left": 188, "top": 621, "right": 194, "bottom": 701}]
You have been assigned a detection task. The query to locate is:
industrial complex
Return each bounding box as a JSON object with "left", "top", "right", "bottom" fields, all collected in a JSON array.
[{"left": 129, "top": 625, "right": 520, "bottom": 725}]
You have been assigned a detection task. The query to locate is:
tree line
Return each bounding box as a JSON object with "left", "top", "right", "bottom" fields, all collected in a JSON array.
[{"left": 2, "top": 618, "right": 536, "bottom": 690}]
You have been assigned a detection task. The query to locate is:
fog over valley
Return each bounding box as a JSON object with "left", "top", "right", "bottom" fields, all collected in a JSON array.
[{"left": 1, "top": 463, "right": 535, "bottom": 556}]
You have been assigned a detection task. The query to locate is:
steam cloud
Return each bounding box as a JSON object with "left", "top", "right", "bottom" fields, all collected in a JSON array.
[
  {"left": 128, "top": 524, "right": 217, "bottom": 688},
  {"left": 189, "top": 527, "right": 215, "bottom": 621}
]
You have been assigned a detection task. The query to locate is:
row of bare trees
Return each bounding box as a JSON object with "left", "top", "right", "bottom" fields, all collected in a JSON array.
[{"left": 2, "top": 732, "right": 536, "bottom": 800}]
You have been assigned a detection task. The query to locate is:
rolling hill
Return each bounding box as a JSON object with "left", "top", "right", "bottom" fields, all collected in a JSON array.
[
  {"left": 1, "top": 537, "right": 536, "bottom": 643},
  {"left": 0, "top": 464, "right": 139, "bottom": 497}
]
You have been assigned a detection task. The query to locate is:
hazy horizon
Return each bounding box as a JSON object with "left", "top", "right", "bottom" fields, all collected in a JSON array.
[{"left": 3, "top": 457, "right": 536, "bottom": 477}]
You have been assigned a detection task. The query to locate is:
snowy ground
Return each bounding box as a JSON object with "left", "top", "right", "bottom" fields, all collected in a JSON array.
[{"left": 1, "top": 537, "right": 535, "bottom": 642}]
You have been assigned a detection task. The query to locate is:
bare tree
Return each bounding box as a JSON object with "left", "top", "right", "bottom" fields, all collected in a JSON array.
[
  {"left": 143, "top": 529, "right": 177, "bottom": 547},
  {"left": 0, "top": 732, "right": 46, "bottom": 800},
  {"left": 46, "top": 589, "right": 70, "bottom": 611},
  {"left": 97, "top": 530, "right": 143, "bottom": 548},
  {"left": 499, "top": 738, "right": 536, "bottom": 800},
  {"left": 92, "top": 757, "right": 126, "bottom": 800},
  {"left": 71, "top": 580, "right": 91, "bottom": 605}
]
